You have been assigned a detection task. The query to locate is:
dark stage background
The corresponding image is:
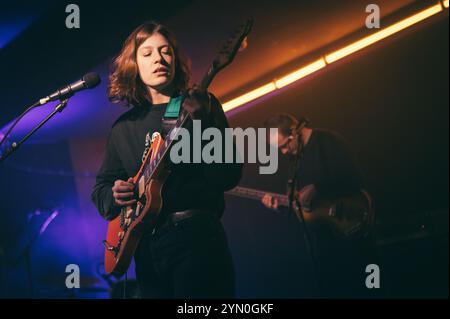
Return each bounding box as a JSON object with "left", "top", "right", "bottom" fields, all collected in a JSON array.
[{"left": 0, "top": 0, "right": 448, "bottom": 298}]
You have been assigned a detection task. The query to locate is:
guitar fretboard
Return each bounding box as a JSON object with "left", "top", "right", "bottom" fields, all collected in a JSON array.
[{"left": 225, "top": 186, "right": 290, "bottom": 207}]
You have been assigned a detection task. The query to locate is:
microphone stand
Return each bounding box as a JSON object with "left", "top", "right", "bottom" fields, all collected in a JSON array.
[
  {"left": 0, "top": 99, "right": 69, "bottom": 163},
  {"left": 14, "top": 210, "right": 59, "bottom": 298},
  {"left": 288, "top": 129, "right": 322, "bottom": 297}
]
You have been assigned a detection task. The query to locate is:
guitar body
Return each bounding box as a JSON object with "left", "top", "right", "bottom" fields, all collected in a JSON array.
[
  {"left": 104, "top": 133, "right": 169, "bottom": 275},
  {"left": 226, "top": 186, "right": 374, "bottom": 238},
  {"left": 297, "top": 190, "right": 373, "bottom": 238}
]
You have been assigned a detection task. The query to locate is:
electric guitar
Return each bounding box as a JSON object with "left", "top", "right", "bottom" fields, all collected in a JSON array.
[
  {"left": 103, "top": 19, "right": 253, "bottom": 276},
  {"left": 225, "top": 186, "right": 374, "bottom": 238}
]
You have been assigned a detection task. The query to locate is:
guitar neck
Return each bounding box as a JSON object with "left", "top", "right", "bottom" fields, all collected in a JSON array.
[
  {"left": 199, "top": 66, "right": 215, "bottom": 90},
  {"left": 226, "top": 186, "right": 290, "bottom": 207}
]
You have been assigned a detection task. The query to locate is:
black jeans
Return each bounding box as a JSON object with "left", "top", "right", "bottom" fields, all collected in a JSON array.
[{"left": 134, "top": 211, "right": 235, "bottom": 298}]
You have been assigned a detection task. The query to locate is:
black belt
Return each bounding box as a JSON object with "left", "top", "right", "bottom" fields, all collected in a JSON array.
[{"left": 152, "top": 209, "right": 214, "bottom": 235}]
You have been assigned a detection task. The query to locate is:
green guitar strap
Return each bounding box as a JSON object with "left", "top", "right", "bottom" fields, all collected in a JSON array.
[
  {"left": 163, "top": 95, "right": 184, "bottom": 119},
  {"left": 159, "top": 94, "right": 185, "bottom": 139}
]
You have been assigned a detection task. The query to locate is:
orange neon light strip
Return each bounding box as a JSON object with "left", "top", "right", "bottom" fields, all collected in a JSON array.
[{"left": 222, "top": 3, "right": 446, "bottom": 112}]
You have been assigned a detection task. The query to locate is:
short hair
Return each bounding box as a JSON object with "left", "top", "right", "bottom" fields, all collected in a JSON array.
[
  {"left": 264, "top": 113, "right": 308, "bottom": 136},
  {"left": 108, "top": 21, "right": 191, "bottom": 106}
]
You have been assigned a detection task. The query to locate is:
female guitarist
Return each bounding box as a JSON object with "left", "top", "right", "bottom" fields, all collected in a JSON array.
[{"left": 91, "top": 21, "right": 242, "bottom": 298}]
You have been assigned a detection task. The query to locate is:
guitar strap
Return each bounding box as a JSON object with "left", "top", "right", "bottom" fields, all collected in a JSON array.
[
  {"left": 163, "top": 95, "right": 184, "bottom": 118},
  {"left": 160, "top": 95, "right": 184, "bottom": 138},
  {"left": 141, "top": 95, "right": 184, "bottom": 163}
]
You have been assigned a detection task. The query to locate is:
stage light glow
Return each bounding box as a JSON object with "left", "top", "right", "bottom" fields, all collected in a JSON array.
[
  {"left": 275, "top": 59, "right": 326, "bottom": 89},
  {"left": 222, "top": 3, "right": 445, "bottom": 112},
  {"left": 325, "top": 4, "right": 443, "bottom": 64},
  {"left": 222, "top": 83, "right": 276, "bottom": 112}
]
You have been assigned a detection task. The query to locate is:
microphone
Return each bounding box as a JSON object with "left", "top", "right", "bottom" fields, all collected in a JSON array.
[{"left": 39, "top": 72, "right": 101, "bottom": 105}]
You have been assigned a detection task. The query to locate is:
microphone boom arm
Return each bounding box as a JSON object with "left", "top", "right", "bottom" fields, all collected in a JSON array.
[{"left": 0, "top": 99, "right": 69, "bottom": 163}]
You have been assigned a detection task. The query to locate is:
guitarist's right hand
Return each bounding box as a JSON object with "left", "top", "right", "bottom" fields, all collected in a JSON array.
[
  {"left": 112, "top": 178, "right": 137, "bottom": 207},
  {"left": 262, "top": 194, "right": 278, "bottom": 210}
]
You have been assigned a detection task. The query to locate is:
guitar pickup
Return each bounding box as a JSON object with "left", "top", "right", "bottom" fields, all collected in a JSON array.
[
  {"left": 125, "top": 207, "right": 133, "bottom": 218},
  {"left": 138, "top": 176, "right": 145, "bottom": 198},
  {"left": 135, "top": 202, "right": 142, "bottom": 217},
  {"left": 329, "top": 202, "right": 344, "bottom": 219}
]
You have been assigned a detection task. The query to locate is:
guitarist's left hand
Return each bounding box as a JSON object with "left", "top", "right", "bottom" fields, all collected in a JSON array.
[{"left": 182, "top": 85, "right": 211, "bottom": 120}]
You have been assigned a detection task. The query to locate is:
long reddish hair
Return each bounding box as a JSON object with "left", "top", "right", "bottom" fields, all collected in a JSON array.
[{"left": 108, "top": 21, "right": 191, "bottom": 105}]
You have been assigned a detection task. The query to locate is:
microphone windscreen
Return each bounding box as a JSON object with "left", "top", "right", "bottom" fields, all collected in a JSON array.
[{"left": 83, "top": 72, "right": 101, "bottom": 89}]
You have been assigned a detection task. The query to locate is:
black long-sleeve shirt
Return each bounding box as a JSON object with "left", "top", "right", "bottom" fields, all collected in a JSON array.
[
  {"left": 91, "top": 95, "right": 242, "bottom": 221},
  {"left": 296, "top": 128, "right": 364, "bottom": 198}
]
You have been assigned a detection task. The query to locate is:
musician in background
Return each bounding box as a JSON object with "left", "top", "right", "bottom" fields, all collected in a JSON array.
[
  {"left": 91, "top": 21, "right": 242, "bottom": 298},
  {"left": 262, "top": 113, "right": 378, "bottom": 298}
]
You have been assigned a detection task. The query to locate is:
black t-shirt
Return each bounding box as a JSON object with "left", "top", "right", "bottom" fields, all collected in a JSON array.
[
  {"left": 295, "top": 128, "right": 364, "bottom": 198},
  {"left": 91, "top": 95, "right": 242, "bottom": 221}
]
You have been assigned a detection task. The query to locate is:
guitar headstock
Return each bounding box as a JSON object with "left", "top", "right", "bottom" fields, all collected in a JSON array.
[{"left": 212, "top": 18, "right": 253, "bottom": 74}]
